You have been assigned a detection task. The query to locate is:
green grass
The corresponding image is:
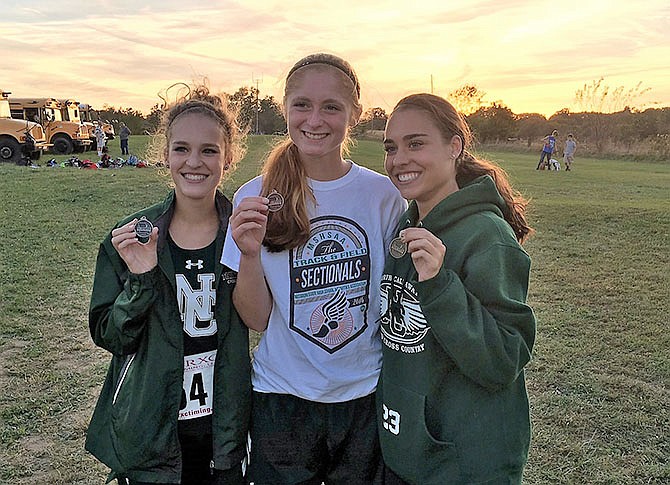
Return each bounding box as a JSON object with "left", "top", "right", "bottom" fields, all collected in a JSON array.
[{"left": 0, "top": 136, "right": 668, "bottom": 484}]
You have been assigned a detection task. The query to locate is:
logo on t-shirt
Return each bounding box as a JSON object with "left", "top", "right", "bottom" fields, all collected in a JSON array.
[
  {"left": 379, "top": 274, "right": 429, "bottom": 353},
  {"left": 289, "top": 216, "right": 371, "bottom": 353},
  {"left": 176, "top": 273, "right": 217, "bottom": 337}
]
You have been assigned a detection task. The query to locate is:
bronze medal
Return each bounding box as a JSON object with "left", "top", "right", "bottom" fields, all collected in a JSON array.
[
  {"left": 389, "top": 237, "right": 407, "bottom": 259},
  {"left": 267, "top": 189, "right": 285, "bottom": 212},
  {"left": 134, "top": 216, "right": 153, "bottom": 245}
]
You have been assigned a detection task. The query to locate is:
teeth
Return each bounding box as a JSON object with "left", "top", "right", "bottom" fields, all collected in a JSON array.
[
  {"left": 304, "top": 131, "right": 327, "bottom": 140},
  {"left": 398, "top": 172, "right": 418, "bottom": 182},
  {"left": 183, "top": 173, "right": 206, "bottom": 181}
]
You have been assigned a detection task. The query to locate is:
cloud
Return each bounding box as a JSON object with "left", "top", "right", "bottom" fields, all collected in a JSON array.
[{"left": 2, "top": 0, "right": 669, "bottom": 116}]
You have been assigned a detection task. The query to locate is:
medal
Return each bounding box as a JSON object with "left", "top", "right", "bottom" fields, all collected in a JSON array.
[
  {"left": 389, "top": 237, "right": 407, "bottom": 259},
  {"left": 267, "top": 189, "right": 285, "bottom": 212},
  {"left": 134, "top": 216, "right": 153, "bottom": 245}
]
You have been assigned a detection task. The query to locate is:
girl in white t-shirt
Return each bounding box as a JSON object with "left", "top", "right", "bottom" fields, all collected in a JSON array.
[{"left": 222, "top": 53, "right": 406, "bottom": 484}]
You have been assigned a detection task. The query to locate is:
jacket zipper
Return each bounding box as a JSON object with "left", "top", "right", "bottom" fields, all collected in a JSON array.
[{"left": 112, "top": 353, "right": 136, "bottom": 405}]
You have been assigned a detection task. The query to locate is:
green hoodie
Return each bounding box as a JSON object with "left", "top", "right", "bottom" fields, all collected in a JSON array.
[
  {"left": 377, "top": 175, "right": 535, "bottom": 484},
  {"left": 85, "top": 190, "right": 251, "bottom": 483}
]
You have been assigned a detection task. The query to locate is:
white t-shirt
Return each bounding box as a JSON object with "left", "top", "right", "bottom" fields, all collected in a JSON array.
[{"left": 222, "top": 161, "right": 407, "bottom": 402}]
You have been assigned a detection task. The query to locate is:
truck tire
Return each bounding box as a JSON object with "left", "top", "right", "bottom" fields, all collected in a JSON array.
[
  {"left": 0, "top": 137, "right": 21, "bottom": 164},
  {"left": 51, "top": 135, "right": 74, "bottom": 155}
]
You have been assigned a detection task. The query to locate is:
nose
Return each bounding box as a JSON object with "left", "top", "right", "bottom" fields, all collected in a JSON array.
[
  {"left": 306, "top": 108, "right": 323, "bottom": 127},
  {"left": 391, "top": 147, "right": 409, "bottom": 166},
  {"left": 185, "top": 151, "right": 202, "bottom": 167}
]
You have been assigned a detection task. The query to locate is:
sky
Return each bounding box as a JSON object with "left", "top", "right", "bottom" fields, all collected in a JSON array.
[{"left": 2, "top": 0, "right": 669, "bottom": 117}]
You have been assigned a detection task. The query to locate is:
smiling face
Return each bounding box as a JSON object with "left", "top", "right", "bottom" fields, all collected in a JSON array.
[
  {"left": 284, "top": 67, "right": 360, "bottom": 170},
  {"left": 384, "top": 107, "right": 462, "bottom": 218},
  {"left": 167, "top": 112, "right": 229, "bottom": 204}
]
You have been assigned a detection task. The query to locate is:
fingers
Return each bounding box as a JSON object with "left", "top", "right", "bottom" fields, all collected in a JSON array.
[
  {"left": 400, "top": 228, "right": 445, "bottom": 256},
  {"left": 111, "top": 218, "right": 159, "bottom": 250}
]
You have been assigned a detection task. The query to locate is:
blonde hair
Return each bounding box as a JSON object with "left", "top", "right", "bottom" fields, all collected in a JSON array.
[
  {"left": 261, "top": 54, "right": 362, "bottom": 252},
  {"left": 392, "top": 93, "right": 534, "bottom": 243}
]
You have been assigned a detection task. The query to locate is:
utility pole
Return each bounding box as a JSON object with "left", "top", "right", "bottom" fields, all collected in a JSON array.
[
  {"left": 252, "top": 73, "right": 263, "bottom": 134},
  {"left": 430, "top": 74, "right": 434, "bottom": 94}
]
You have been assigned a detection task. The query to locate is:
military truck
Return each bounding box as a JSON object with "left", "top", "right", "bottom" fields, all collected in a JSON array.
[
  {"left": 9, "top": 97, "right": 91, "bottom": 154},
  {"left": 78, "top": 103, "right": 115, "bottom": 140},
  {"left": 0, "top": 90, "right": 48, "bottom": 164}
]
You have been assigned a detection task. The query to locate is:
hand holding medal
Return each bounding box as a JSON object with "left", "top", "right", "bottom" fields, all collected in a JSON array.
[{"left": 390, "top": 225, "right": 447, "bottom": 282}]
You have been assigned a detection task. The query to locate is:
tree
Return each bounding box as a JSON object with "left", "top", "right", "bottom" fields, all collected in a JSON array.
[
  {"left": 516, "top": 113, "right": 548, "bottom": 147},
  {"left": 144, "top": 104, "right": 162, "bottom": 134},
  {"left": 227, "top": 87, "right": 258, "bottom": 133},
  {"left": 226, "top": 87, "right": 284, "bottom": 134},
  {"left": 447, "top": 85, "right": 486, "bottom": 115},
  {"left": 257, "top": 96, "right": 285, "bottom": 134},
  {"left": 574, "top": 78, "right": 654, "bottom": 153},
  {"left": 575, "top": 78, "right": 652, "bottom": 114},
  {"left": 467, "top": 103, "right": 515, "bottom": 143},
  {"left": 358, "top": 107, "right": 388, "bottom": 133}
]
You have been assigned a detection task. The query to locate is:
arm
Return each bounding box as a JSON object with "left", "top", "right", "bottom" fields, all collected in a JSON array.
[
  {"left": 233, "top": 253, "right": 272, "bottom": 332},
  {"left": 415, "top": 242, "right": 535, "bottom": 391},
  {"left": 89, "top": 219, "right": 160, "bottom": 355},
  {"left": 229, "top": 197, "right": 272, "bottom": 332}
]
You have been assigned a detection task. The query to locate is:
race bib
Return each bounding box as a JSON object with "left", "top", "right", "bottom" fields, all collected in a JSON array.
[{"left": 179, "top": 349, "right": 216, "bottom": 420}]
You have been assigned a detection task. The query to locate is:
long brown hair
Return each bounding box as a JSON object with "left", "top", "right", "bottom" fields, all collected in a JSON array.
[
  {"left": 261, "top": 53, "right": 362, "bottom": 252},
  {"left": 392, "top": 93, "right": 534, "bottom": 243}
]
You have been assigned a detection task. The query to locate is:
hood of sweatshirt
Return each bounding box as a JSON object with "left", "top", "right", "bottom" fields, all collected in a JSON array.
[{"left": 396, "top": 175, "right": 506, "bottom": 234}]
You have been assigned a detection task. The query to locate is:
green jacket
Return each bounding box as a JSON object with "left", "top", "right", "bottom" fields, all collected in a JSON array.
[
  {"left": 85, "top": 190, "right": 251, "bottom": 483},
  {"left": 377, "top": 176, "right": 535, "bottom": 484}
]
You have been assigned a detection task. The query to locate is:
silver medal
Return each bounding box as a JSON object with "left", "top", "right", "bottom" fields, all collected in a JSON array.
[
  {"left": 134, "top": 216, "right": 153, "bottom": 245},
  {"left": 267, "top": 189, "right": 285, "bottom": 212},
  {"left": 389, "top": 237, "right": 407, "bottom": 259}
]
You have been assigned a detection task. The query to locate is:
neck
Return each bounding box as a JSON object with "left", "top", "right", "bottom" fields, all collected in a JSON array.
[
  {"left": 170, "top": 196, "right": 220, "bottom": 249},
  {"left": 302, "top": 155, "right": 351, "bottom": 181}
]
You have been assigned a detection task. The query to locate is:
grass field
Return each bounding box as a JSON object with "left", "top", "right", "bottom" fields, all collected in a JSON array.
[{"left": 0, "top": 136, "right": 668, "bottom": 484}]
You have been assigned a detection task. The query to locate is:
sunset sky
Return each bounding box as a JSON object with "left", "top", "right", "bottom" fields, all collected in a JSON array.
[{"left": 3, "top": 0, "right": 669, "bottom": 117}]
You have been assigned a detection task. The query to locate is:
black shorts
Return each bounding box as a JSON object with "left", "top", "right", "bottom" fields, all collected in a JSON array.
[{"left": 247, "top": 391, "right": 382, "bottom": 485}]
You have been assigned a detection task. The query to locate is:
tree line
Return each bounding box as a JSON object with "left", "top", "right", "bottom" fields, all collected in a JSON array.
[{"left": 98, "top": 81, "right": 670, "bottom": 160}]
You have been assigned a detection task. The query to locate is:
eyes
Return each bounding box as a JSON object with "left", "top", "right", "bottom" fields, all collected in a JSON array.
[
  {"left": 383, "top": 140, "right": 423, "bottom": 155},
  {"left": 171, "top": 144, "right": 220, "bottom": 155},
  {"left": 291, "top": 100, "right": 343, "bottom": 112}
]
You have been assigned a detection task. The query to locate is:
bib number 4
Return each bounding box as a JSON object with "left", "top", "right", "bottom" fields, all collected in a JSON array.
[{"left": 179, "top": 349, "right": 216, "bottom": 420}]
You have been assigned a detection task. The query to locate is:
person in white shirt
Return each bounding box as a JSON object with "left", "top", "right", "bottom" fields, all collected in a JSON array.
[{"left": 222, "top": 53, "right": 406, "bottom": 484}]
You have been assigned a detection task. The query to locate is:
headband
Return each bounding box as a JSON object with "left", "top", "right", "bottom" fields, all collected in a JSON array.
[{"left": 286, "top": 57, "right": 360, "bottom": 99}]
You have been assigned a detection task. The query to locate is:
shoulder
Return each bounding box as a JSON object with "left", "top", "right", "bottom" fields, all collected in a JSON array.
[
  {"left": 349, "top": 162, "right": 401, "bottom": 196},
  {"left": 114, "top": 192, "right": 173, "bottom": 229},
  {"left": 233, "top": 175, "right": 263, "bottom": 201}
]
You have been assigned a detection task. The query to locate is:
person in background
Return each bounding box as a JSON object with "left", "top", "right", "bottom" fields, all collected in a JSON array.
[
  {"left": 95, "top": 121, "right": 106, "bottom": 157},
  {"left": 119, "top": 121, "right": 132, "bottom": 155},
  {"left": 378, "top": 93, "right": 536, "bottom": 484},
  {"left": 99, "top": 145, "right": 111, "bottom": 168},
  {"left": 86, "top": 85, "right": 250, "bottom": 485},
  {"left": 536, "top": 129, "right": 558, "bottom": 170},
  {"left": 222, "top": 53, "right": 407, "bottom": 484},
  {"left": 564, "top": 133, "right": 577, "bottom": 171}
]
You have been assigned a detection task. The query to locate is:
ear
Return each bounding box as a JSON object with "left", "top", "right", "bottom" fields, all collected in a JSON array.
[{"left": 450, "top": 134, "right": 463, "bottom": 160}]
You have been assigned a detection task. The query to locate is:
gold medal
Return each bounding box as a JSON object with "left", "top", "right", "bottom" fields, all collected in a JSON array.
[
  {"left": 134, "top": 216, "right": 153, "bottom": 245},
  {"left": 267, "top": 189, "right": 285, "bottom": 212},
  {"left": 389, "top": 237, "right": 407, "bottom": 259}
]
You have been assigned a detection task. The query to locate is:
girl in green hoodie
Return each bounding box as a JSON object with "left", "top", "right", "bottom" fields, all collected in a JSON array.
[{"left": 378, "top": 93, "right": 536, "bottom": 484}]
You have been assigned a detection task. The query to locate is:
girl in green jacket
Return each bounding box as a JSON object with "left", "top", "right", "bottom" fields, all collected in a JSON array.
[
  {"left": 378, "top": 93, "right": 536, "bottom": 484},
  {"left": 86, "top": 85, "right": 250, "bottom": 485}
]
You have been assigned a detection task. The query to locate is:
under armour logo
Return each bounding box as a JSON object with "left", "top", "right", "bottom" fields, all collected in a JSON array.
[{"left": 185, "top": 259, "right": 203, "bottom": 270}]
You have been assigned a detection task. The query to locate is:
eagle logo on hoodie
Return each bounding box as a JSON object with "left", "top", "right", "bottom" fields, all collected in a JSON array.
[{"left": 379, "top": 275, "right": 429, "bottom": 346}]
